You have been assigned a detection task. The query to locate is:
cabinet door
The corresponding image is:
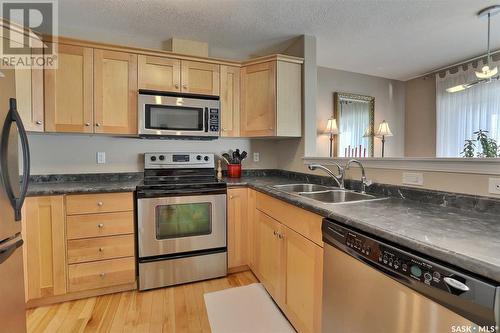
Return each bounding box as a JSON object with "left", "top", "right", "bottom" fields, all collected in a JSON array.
[
  {"left": 283, "top": 226, "right": 323, "bottom": 333},
  {"left": 247, "top": 189, "right": 257, "bottom": 271},
  {"left": 227, "top": 188, "right": 248, "bottom": 268},
  {"left": 138, "top": 55, "right": 180, "bottom": 92},
  {"left": 22, "top": 196, "right": 67, "bottom": 301},
  {"left": 240, "top": 61, "right": 276, "bottom": 137},
  {"left": 181, "top": 60, "right": 219, "bottom": 96},
  {"left": 44, "top": 44, "right": 94, "bottom": 133},
  {"left": 220, "top": 65, "right": 240, "bottom": 137},
  {"left": 94, "top": 49, "right": 137, "bottom": 135},
  {"left": 254, "top": 210, "right": 284, "bottom": 304}
]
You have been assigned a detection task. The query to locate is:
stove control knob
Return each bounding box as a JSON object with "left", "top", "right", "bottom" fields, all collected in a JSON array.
[
  {"left": 150, "top": 156, "right": 157, "bottom": 161},
  {"left": 159, "top": 155, "right": 165, "bottom": 161},
  {"left": 196, "top": 155, "right": 202, "bottom": 160},
  {"left": 204, "top": 156, "right": 209, "bottom": 161}
]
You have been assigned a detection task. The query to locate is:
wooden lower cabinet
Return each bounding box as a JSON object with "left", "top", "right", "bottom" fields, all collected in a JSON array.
[
  {"left": 254, "top": 210, "right": 285, "bottom": 304},
  {"left": 283, "top": 226, "right": 323, "bottom": 333},
  {"left": 250, "top": 190, "right": 323, "bottom": 333},
  {"left": 22, "top": 196, "right": 67, "bottom": 302},
  {"left": 227, "top": 188, "right": 249, "bottom": 269},
  {"left": 22, "top": 192, "right": 136, "bottom": 307},
  {"left": 68, "top": 257, "right": 135, "bottom": 292}
]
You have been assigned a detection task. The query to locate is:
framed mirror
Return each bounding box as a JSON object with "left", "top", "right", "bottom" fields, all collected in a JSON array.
[{"left": 333, "top": 92, "right": 375, "bottom": 157}]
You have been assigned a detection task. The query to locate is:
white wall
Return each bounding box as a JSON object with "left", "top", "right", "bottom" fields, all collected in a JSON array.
[
  {"left": 27, "top": 133, "right": 278, "bottom": 175},
  {"left": 316, "top": 67, "right": 406, "bottom": 158}
]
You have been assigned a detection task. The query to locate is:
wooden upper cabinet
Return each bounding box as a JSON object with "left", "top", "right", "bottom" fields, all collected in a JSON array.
[
  {"left": 220, "top": 65, "right": 240, "bottom": 137},
  {"left": 181, "top": 60, "right": 219, "bottom": 95},
  {"left": 15, "top": 61, "right": 44, "bottom": 132},
  {"left": 240, "top": 61, "right": 276, "bottom": 137},
  {"left": 240, "top": 59, "right": 302, "bottom": 137},
  {"left": 94, "top": 49, "right": 137, "bottom": 135},
  {"left": 138, "top": 55, "right": 180, "bottom": 92},
  {"left": 44, "top": 44, "right": 94, "bottom": 133},
  {"left": 22, "top": 196, "right": 67, "bottom": 301}
]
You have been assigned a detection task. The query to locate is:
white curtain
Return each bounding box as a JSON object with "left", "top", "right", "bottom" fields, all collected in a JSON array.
[
  {"left": 436, "top": 60, "right": 500, "bottom": 157},
  {"left": 338, "top": 100, "right": 370, "bottom": 157}
]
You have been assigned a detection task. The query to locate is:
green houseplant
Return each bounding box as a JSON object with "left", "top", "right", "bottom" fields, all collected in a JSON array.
[{"left": 462, "top": 130, "right": 499, "bottom": 158}]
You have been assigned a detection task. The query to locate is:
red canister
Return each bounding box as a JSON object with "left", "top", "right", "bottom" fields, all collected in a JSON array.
[{"left": 227, "top": 164, "right": 242, "bottom": 178}]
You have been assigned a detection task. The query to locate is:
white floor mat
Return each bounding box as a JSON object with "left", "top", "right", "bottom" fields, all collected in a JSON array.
[{"left": 204, "top": 283, "right": 296, "bottom": 333}]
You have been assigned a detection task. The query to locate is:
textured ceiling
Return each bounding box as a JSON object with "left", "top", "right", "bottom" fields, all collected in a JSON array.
[{"left": 57, "top": 0, "right": 500, "bottom": 80}]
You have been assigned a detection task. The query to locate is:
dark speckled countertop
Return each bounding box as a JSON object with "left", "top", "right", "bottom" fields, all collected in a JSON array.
[
  {"left": 226, "top": 176, "right": 500, "bottom": 283},
  {"left": 27, "top": 172, "right": 500, "bottom": 283}
]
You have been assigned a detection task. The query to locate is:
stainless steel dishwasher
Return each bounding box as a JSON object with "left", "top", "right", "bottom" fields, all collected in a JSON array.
[{"left": 322, "top": 218, "right": 500, "bottom": 333}]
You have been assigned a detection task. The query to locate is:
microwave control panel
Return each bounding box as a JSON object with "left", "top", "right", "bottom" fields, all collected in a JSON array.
[{"left": 209, "top": 108, "right": 219, "bottom": 132}]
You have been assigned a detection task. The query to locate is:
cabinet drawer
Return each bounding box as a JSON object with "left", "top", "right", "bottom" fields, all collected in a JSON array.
[
  {"left": 68, "top": 257, "right": 135, "bottom": 292},
  {"left": 67, "top": 211, "right": 134, "bottom": 240},
  {"left": 67, "top": 234, "right": 134, "bottom": 264},
  {"left": 66, "top": 192, "right": 133, "bottom": 215},
  {"left": 256, "top": 192, "right": 323, "bottom": 247}
]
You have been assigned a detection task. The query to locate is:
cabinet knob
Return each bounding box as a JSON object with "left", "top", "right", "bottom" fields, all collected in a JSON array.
[
  {"left": 96, "top": 123, "right": 101, "bottom": 127},
  {"left": 175, "top": 84, "right": 179, "bottom": 89},
  {"left": 273, "top": 230, "right": 277, "bottom": 236},
  {"left": 36, "top": 120, "right": 42, "bottom": 125},
  {"left": 99, "top": 272, "right": 106, "bottom": 278},
  {"left": 268, "top": 127, "right": 273, "bottom": 130},
  {"left": 97, "top": 201, "right": 103, "bottom": 206},
  {"left": 98, "top": 247, "right": 104, "bottom": 252},
  {"left": 85, "top": 122, "right": 91, "bottom": 126},
  {"left": 97, "top": 223, "right": 104, "bottom": 228},
  {"left": 278, "top": 233, "right": 284, "bottom": 240},
  {"left": 183, "top": 84, "right": 187, "bottom": 89},
  {"left": 229, "top": 195, "right": 234, "bottom": 199}
]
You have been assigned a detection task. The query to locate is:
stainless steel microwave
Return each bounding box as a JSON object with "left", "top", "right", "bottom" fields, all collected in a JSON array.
[{"left": 138, "top": 90, "right": 220, "bottom": 139}]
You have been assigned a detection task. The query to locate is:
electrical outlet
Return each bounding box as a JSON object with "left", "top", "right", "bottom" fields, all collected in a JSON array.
[
  {"left": 253, "top": 152, "right": 260, "bottom": 162},
  {"left": 97, "top": 152, "right": 106, "bottom": 164},
  {"left": 402, "top": 172, "right": 423, "bottom": 186},
  {"left": 488, "top": 178, "right": 500, "bottom": 195}
]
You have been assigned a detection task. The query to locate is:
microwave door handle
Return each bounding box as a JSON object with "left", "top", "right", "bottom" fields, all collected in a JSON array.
[
  {"left": 0, "top": 98, "right": 30, "bottom": 221},
  {"left": 204, "top": 107, "right": 209, "bottom": 132}
]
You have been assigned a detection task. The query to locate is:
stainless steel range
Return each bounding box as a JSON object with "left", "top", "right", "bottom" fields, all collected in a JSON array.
[{"left": 136, "top": 152, "right": 227, "bottom": 290}]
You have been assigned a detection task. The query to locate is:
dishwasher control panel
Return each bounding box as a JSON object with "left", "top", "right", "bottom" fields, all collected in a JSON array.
[{"left": 325, "top": 221, "right": 472, "bottom": 295}]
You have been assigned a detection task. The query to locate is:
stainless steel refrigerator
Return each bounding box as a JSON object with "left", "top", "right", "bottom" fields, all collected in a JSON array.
[{"left": 0, "top": 67, "right": 30, "bottom": 332}]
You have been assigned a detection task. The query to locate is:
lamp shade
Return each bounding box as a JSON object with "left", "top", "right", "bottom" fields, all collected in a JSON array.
[
  {"left": 375, "top": 120, "right": 393, "bottom": 137},
  {"left": 325, "top": 118, "right": 339, "bottom": 134},
  {"left": 362, "top": 126, "right": 373, "bottom": 137}
]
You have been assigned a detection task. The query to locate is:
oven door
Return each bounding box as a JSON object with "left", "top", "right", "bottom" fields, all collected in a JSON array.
[{"left": 138, "top": 193, "right": 226, "bottom": 258}]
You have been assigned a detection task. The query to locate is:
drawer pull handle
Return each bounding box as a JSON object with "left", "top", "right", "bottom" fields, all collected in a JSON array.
[
  {"left": 97, "top": 223, "right": 104, "bottom": 228},
  {"left": 98, "top": 247, "right": 104, "bottom": 252},
  {"left": 97, "top": 201, "right": 103, "bottom": 206},
  {"left": 100, "top": 272, "right": 106, "bottom": 278}
]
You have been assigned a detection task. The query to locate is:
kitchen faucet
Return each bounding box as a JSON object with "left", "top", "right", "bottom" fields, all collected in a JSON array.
[
  {"left": 345, "top": 159, "right": 369, "bottom": 194},
  {"left": 308, "top": 163, "right": 345, "bottom": 189}
]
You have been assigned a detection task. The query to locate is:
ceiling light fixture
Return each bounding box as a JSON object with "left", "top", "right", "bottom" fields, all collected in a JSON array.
[{"left": 447, "top": 5, "right": 500, "bottom": 93}]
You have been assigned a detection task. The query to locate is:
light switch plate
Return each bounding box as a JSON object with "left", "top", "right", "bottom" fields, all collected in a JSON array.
[
  {"left": 253, "top": 152, "right": 260, "bottom": 162},
  {"left": 402, "top": 172, "right": 423, "bottom": 186},
  {"left": 488, "top": 178, "right": 500, "bottom": 195},
  {"left": 97, "top": 152, "right": 106, "bottom": 164}
]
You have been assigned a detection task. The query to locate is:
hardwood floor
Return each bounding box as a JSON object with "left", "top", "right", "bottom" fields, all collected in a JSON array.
[{"left": 26, "top": 271, "right": 258, "bottom": 333}]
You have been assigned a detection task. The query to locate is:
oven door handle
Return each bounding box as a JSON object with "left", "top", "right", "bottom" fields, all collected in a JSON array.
[{"left": 204, "top": 107, "right": 209, "bottom": 132}]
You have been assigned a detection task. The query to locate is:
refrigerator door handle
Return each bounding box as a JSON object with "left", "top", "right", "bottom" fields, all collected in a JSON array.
[
  {"left": 0, "top": 236, "right": 23, "bottom": 265},
  {"left": 0, "top": 98, "right": 30, "bottom": 221}
]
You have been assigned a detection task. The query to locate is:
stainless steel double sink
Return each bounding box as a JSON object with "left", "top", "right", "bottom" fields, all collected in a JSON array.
[{"left": 273, "top": 183, "right": 377, "bottom": 204}]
